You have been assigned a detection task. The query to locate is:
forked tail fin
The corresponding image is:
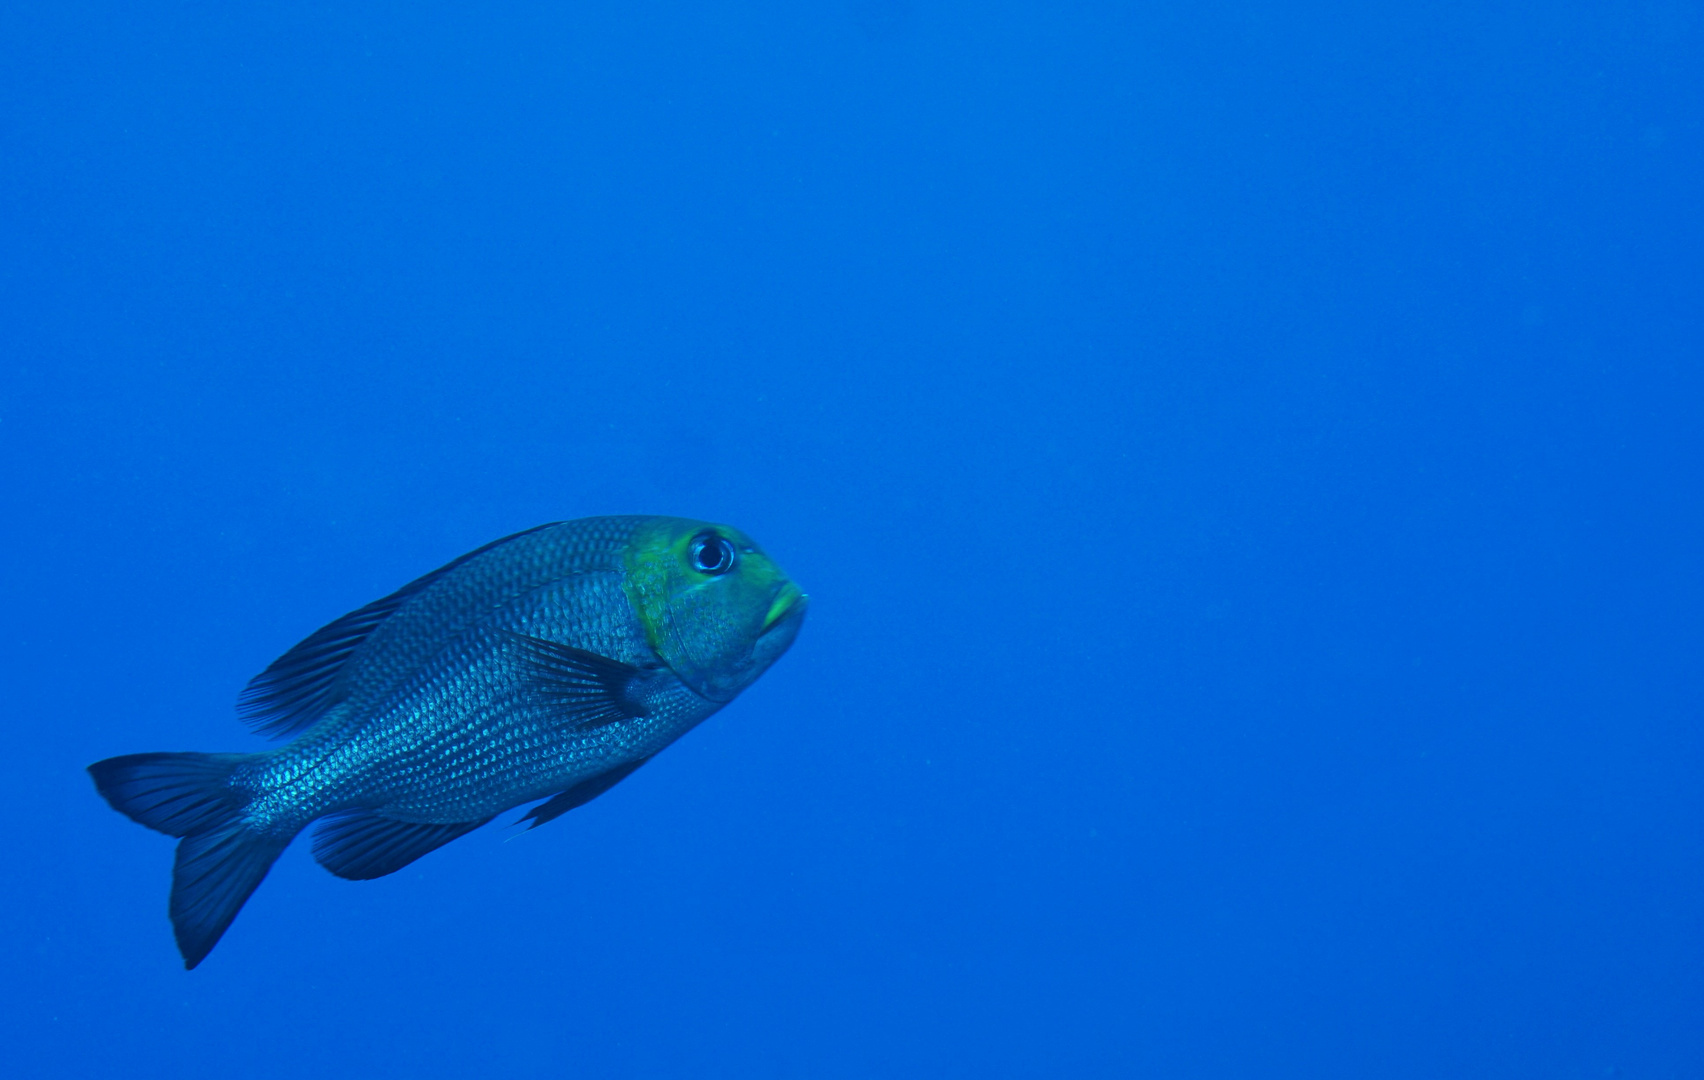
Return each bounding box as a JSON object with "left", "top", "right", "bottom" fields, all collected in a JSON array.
[{"left": 88, "top": 752, "right": 290, "bottom": 969}]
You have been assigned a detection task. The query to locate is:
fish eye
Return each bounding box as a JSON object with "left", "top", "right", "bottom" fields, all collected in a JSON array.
[{"left": 689, "top": 533, "right": 737, "bottom": 575}]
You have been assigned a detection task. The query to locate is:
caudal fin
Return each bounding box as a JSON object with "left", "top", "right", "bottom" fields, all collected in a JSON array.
[{"left": 88, "top": 752, "right": 289, "bottom": 969}]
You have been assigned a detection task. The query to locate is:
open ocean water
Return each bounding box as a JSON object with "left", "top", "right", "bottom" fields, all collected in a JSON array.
[{"left": 1, "top": 2, "right": 1699, "bottom": 1077}]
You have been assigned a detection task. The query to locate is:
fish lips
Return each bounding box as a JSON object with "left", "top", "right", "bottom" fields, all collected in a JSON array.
[
  {"left": 760, "top": 588, "right": 807, "bottom": 643},
  {"left": 749, "top": 590, "right": 808, "bottom": 675},
  {"left": 675, "top": 588, "right": 807, "bottom": 703}
]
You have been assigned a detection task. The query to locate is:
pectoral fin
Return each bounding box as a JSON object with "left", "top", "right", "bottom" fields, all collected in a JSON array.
[{"left": 509, "top": 632, "right": 654, "bottom": 732}]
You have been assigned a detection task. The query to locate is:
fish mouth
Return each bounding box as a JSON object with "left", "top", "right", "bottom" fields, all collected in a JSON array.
[{"left": 761, "top": 584, "right": 808, "bottom": 636}]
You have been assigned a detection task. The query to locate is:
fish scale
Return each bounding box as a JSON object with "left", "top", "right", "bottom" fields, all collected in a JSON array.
[
  {"left": 88, "top": 514, "right": 807, "bottom": 968},
  {"left": 241, "top": 525, "right": 665, "bottom": 826},
  {"left": 330, "top": 519, "right": 645, "bottom": 724}
]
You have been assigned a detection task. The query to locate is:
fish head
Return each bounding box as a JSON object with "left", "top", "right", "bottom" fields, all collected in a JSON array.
[{"left": 625, "top": 518, "right": 808, "bottom": 702}]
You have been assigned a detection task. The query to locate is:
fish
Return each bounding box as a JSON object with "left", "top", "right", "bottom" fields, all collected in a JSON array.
[{"left": 88, "top": 515, "right": 807, "bottom": 968}]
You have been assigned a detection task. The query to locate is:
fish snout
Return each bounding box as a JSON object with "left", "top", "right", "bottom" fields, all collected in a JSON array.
[{"left": 761, "top": 582, "right": 807, "bottom": 636}]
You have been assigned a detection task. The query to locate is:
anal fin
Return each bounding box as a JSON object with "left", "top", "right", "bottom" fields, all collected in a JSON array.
[{"left": 312, "top": 812, "right": 491, "bottom": 880}]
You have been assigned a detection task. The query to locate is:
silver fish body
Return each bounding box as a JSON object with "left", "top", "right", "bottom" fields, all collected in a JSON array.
[{"left": 90, "top": 515, "right": 807, "bottom": 967}]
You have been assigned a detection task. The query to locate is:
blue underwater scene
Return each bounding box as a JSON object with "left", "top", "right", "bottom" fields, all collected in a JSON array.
[{"left": 1, "top": 2, "right": 1700, "bottom": 1077}]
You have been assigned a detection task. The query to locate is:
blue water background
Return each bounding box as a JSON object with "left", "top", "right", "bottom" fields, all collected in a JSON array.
[{"left": 2, "top": 2, "right": 1700, "bottom": 1077}]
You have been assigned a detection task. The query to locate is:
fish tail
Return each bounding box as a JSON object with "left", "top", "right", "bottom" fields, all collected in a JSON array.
[{"left": 88, "top": 752, "right": 291, "bottom": 969}]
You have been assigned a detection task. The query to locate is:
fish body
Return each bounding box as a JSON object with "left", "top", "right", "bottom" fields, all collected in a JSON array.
[{"left": 89, "top": 516, "right": 806, "bottom": 968}]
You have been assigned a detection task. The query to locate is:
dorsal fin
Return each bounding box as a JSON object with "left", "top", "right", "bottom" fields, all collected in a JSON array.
[{"left": 236, "top": 522, "right": 559, "bottom": 739}]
